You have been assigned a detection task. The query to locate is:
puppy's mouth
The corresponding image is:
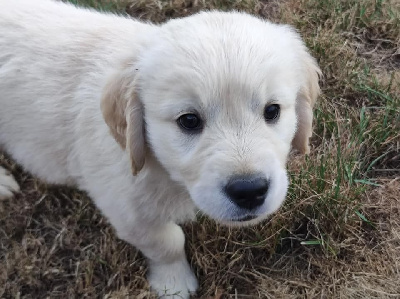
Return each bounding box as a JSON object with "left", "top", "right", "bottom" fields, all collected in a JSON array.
[
  {"left": 217, "top": 214, "right": 263, "bottom": 227},
  {"left": 230, "top": 214, "right": 258, "bottom": 222}
]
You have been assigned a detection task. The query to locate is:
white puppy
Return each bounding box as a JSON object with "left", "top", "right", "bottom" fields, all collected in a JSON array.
[{"left": 0, "top": 0, "right": 321, "bottom": 297}]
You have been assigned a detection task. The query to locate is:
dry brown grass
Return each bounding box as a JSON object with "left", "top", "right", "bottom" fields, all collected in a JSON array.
[{"left": 1, "top": 0, "right": 399, "bottom": 298}]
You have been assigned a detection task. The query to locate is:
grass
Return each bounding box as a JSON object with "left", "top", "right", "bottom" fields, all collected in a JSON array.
[{"left": 1, "top": 0, "right": 399, "bottom": 298}]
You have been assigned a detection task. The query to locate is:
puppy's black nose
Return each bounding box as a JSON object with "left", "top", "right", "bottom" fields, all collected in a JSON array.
[{"left": 225, "top": 176, "right": 268, "bottom": 210}]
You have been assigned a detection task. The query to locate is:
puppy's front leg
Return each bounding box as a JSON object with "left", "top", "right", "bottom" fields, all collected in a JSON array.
[
  {"left": 0, "top": 167, "right": 20, "bottom": 200},
  {"left": 118, "top": 222, "right": 198, "bottom": 298}
]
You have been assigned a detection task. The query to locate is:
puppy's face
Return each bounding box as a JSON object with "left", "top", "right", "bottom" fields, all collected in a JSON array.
[
  {"left": 102, "top": 12, "right": 320, "bottom": 226},
  {"left": 143, "top": 74, "right": 294, "bottom": 225}
]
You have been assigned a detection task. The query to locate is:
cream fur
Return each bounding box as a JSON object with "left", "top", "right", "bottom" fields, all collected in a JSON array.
[
  {"left": 0, "top": 0, "right": 321, "bottom": 297},
  {"left": 0, "top": 167, "right": 20, "bottom": 200}
]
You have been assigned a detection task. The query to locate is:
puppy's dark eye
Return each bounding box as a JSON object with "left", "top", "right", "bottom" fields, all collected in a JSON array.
[
  {"left": 177, "top": 114, "right": 203, "bottom": 131},
  {"left": 264, "top": 104, "right": 280, "bottom": 122}
]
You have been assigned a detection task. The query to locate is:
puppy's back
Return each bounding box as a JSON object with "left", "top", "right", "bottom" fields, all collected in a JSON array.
[{"left": 0, "top": 0, "right": 151, "bottom": 184}]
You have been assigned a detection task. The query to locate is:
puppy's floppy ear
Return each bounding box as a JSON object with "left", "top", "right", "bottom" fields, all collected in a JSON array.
[
  {"left": 292, "top": 51, "right": 321, "bottom": 154},
  {"left": 101, "top": 64, "right": 146, "bottom": 175}
]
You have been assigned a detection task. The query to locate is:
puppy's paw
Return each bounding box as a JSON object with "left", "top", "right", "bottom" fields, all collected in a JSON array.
[
  {"left": 0, "top": 167, "right": 20, "bottom": 200},
  {"left": 148, "top": 258, "right": 198, "bottom": 299}
]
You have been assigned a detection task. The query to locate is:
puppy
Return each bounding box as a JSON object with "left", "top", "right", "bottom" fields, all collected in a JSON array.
[{"left": 0, "top": 0, "right": 321, "bottom": 297}]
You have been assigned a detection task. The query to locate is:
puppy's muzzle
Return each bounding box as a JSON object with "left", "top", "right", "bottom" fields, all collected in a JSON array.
[{"left": 225, "top": 175, "right": 269, "bottom": 210}]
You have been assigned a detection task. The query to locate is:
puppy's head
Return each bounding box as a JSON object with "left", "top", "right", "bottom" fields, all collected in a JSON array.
[{"left": 102, "top": 12, "right": 321, "bottom": 225}]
